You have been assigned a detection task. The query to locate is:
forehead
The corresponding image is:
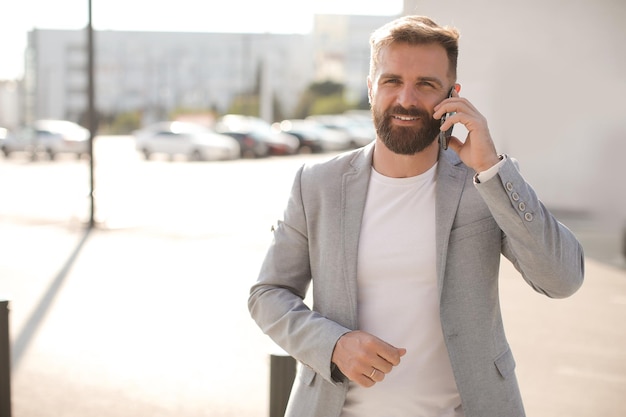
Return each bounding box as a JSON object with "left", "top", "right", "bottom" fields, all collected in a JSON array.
[{"left": 376, "top": 42, "right": 450, "bottom": 80}]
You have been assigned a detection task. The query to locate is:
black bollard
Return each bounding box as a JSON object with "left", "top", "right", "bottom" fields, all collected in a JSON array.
[
  {"left": 0, "top": 300, "right": 11, "bottom": 417},
  {"left": 269, "top": 354, "right": 296, "bottom": 417}
]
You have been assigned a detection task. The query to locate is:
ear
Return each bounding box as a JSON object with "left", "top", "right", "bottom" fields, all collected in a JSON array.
[
  {"left": 454, "top": 83, "right": 461, "bottom": 93},
  {"left": 367, "top": 76, "right": 373, "bottom": 104}
]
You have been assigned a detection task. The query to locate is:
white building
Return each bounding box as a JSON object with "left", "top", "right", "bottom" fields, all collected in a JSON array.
[
  {"left": 21, "top": 15, "right": 395, "bottom": 128},
  {"left": 0, "top": 81, "right": 20, "bottom": 130},
  {"left": 24, "top": 29, "right": 317, "bottom": 125}
]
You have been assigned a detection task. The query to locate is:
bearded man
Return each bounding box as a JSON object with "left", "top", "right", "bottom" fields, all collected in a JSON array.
[{"left": 248, "top": 15, "right": 584, "bottom": 417}]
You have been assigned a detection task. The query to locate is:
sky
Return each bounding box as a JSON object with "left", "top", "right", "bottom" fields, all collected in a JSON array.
[{"left": 1, "top": 0, "right": 403, "bottom": 80}]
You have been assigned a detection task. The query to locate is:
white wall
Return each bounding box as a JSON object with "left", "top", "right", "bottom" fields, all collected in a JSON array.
[{"left": 403, "top": 0, "right": 626, "bottom": 219}]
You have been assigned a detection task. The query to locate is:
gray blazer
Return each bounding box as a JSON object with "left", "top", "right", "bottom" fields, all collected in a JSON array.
[{"left": 248, "top": 143, "right": 584, "bottom": 417}]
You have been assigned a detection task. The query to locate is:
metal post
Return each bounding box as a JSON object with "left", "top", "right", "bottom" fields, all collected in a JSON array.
[
  {"left": 269, "top": 354, "right": 295, "bottom": 417},
  {"left": 87, "top": 0, "right": 96, "bottom": 228},
  {"left": 0, "top": 300, "right": 11, "bottom": 417}
]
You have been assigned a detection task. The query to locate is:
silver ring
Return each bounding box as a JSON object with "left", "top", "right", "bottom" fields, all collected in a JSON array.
[{"left": 369, "top": 369, "right": 376, "bottom": 379}]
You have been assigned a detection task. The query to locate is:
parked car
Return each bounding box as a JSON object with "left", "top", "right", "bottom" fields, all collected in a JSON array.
[
  {"left": 133, "top": 121, "right": 240, "bottom": 161},
  {"left": 263, "top": 128, "right": 300, "bottom": 156},
  {"left": 1, "top": 120, "right": 90, "bottom": 160},
  {"left": 215, "top": 114, "right": 299, "bottom": 157},
  {"left": 276, "top": 119, "right": 351, "bottom": 153},
  {"left": 306, "top": 114, "right": 375, "bottom": 149},
  {"left": 344, "top": 110, "right": 377, "bottom": 135},
  {"left": 1, "top": 127, "right": 32, "bottom": 157}
]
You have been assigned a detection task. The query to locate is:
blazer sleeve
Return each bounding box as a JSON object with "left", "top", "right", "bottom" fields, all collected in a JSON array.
[
  {"left": 248, "top": 165, "right": 351, "bottom": 383},
  {"left": 475, "top": 157, "right": 584, "bottom": 298}
]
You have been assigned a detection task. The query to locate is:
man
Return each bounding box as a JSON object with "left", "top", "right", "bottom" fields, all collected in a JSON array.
[{"left": 248, "top": 15, "right": 584, "bottom": 417}]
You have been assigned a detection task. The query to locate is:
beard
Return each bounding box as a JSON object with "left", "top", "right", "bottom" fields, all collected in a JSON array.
[{"left": 372, "top": 103, "right": 441, "bottom": 155}]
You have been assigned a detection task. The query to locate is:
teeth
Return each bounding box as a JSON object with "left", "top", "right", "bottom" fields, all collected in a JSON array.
[{"left": 394, "top": 115, "right": 417, "bottom": 121}]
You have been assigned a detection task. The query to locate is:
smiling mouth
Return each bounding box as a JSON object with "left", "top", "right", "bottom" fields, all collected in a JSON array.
[{"left": 392, "top": 115, "right": 420, "bottom": 121}]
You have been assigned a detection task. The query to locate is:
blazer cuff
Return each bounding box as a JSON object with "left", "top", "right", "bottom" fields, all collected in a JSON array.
[{"left": 474, "top": 154, "right": 506, "bottom": 184}]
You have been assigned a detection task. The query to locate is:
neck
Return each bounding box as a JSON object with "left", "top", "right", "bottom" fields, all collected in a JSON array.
[{"left": 372, "top": 138, "right": 439, "bottom": 178}]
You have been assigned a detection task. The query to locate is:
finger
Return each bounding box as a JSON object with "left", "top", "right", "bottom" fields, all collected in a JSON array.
[
  {"left": 374, "top": 342, "right": 406, "bottom": 367},
  {"left": 370, "top": 356, "right": 394, "bottom": 374},
  {"left": 433, "top": 100, "right": 459, "bottom": 119},
  {"left": 353, "top": 371, "right": 376, "bottom": 388},
  {"left": 449, "top": 98, "right": 481, "bottom": 119},
  {"left": 366, "top": 367, "right": 385, "bottom": 383},
  {"left": 439, "top": 110, "right": 471, "bottom": 132},
  {"left": 366, "top": 350, "right": 407, "bottom": 382},
  {"left": 354, "top": 332, "right": 403, "bottom": 365},
  {"left": 434, "top": 97, "right": 475, "bottom": 120}
]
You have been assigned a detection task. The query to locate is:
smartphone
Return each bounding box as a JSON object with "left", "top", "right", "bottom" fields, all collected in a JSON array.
[{"left": 438, "top": 87, "right": 455, "bottom": 150}]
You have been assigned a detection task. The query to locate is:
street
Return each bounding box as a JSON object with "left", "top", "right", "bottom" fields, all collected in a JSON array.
[
  {"left": 0, "top": 136, "right": 316, "bottom": 417},
  {"left": 0, "top": 136, "right": 624, "bottom": 417}
]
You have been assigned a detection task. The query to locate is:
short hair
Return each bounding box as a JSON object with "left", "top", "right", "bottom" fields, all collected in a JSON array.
[{"left": 369, "top": 15, "right": 460, "bottom": 80}]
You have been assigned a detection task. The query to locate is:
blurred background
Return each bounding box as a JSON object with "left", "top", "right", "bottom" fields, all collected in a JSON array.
[
  {"left": 1, "top": 0, "right": 624, "bottom": 217},
  {"left": 0, "top": 0, "right": 625, "bottom": 416}
]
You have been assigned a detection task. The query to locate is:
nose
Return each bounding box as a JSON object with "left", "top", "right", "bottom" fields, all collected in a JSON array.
[{"left": 396, "top": 84, "right": 420, "bottom": 109}]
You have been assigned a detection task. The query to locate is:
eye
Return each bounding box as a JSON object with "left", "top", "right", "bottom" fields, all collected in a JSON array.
[{"left": 380, "top": 76, "right": 402, "bottom": 84}]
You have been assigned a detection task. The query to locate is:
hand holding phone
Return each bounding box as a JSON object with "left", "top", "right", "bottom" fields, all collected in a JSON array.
[{"left": 438, "top": 87, "right": 456, "bottom": 150}]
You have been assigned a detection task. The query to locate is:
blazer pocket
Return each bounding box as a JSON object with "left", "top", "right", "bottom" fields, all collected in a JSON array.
[
  {"left": 494, "top": 347, "right": 516, "bottom": 379},
  {"left": 449, "top": 217, "right": 499, "bottom": 243}
]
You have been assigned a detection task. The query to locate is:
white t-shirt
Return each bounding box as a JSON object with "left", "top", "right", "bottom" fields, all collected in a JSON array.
[{"left": 340, "top": 163, "right": 463, "bottom": 417}]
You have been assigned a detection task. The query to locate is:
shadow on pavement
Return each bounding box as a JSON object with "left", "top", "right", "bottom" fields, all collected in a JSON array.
[{"left": 11, "top": 227, "right": 92, "bottom": 370}]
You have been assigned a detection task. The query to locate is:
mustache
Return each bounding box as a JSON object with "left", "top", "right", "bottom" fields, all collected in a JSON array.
[{"left": 385, "top": 105, "right": 430, "bottom": 118}]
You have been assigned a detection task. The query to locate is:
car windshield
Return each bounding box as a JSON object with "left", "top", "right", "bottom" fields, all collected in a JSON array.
[
  {"left": 34, "top": 120, "right": 88, "bottom": 141},
  {"left": 168, "top": 122, "right": 210, "bottom": 134},
  {"left": 217, "top": 115, "right": 271, "bottom": 133}
]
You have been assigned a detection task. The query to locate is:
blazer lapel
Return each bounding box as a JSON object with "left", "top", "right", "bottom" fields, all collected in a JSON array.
[
  {"left": 341, "top": 144, "right": 374, "bottom": 329},
  {"left": 435, "top": 149, "right": 468, "bottom": 296}
]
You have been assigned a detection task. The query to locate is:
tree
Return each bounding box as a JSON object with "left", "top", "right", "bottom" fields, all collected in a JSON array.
[{"left": 294, "top": 80, "right": 356, "bottom": 119}]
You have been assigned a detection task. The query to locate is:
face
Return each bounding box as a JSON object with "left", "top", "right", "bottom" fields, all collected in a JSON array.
[{"left": 368, "top": 42, "right": 454, "bottom": 155}]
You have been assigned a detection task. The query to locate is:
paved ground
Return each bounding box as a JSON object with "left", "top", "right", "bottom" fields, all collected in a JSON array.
[
  {"left": 0, "top": 151, "right": 624, "bottom": 417},
  {"left": 0, "top": 221, "right": 283, "bottom": 417}
]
